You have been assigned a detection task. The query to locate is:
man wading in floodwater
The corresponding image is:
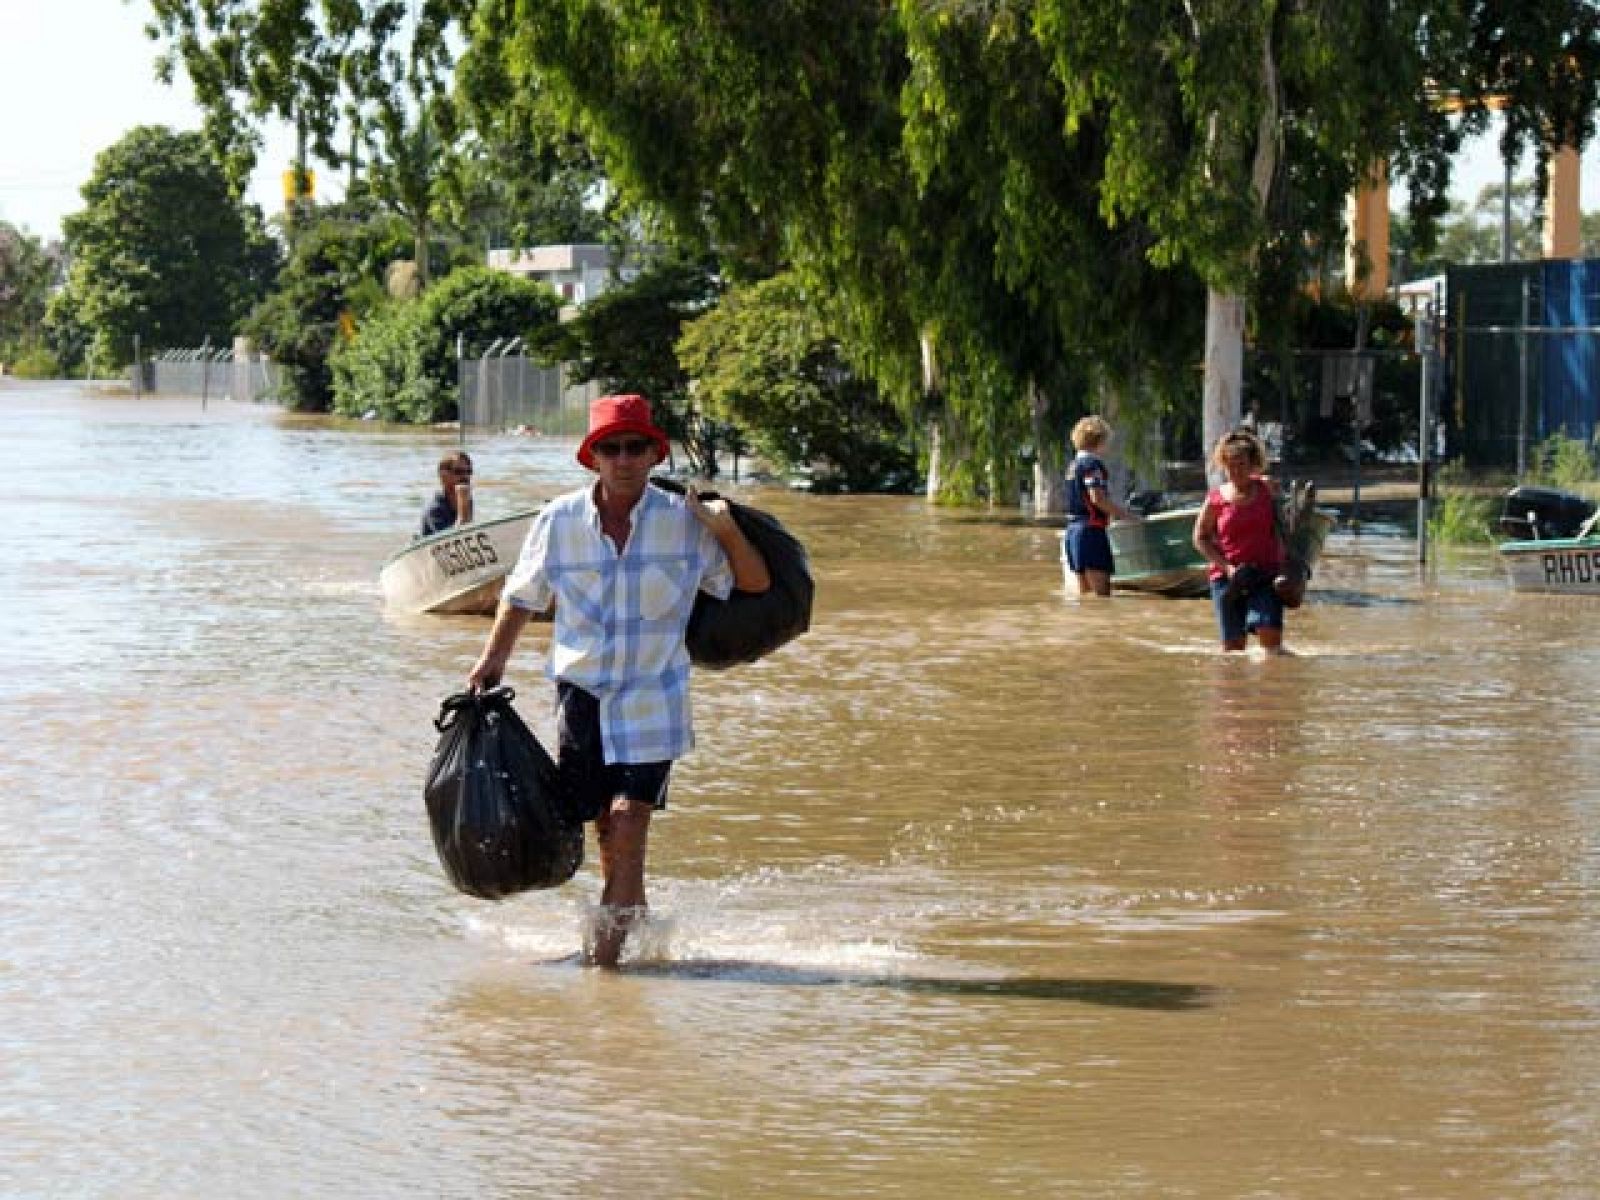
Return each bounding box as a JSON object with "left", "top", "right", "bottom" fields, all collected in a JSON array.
[{"left": 467, "top": 394, "right": 770, "bottom": 968}]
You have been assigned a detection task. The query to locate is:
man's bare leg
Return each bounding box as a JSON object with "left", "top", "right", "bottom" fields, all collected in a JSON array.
[{"left": 588, "top": 798, "right": 653, "bottom": 968}]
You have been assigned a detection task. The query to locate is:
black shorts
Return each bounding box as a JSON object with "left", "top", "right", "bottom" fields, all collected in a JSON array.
[
  {"left": 556, "top": 683, "right": 672, "bottom": 823},
  {"left": 1065, "top": 521, "right": 1115, "bottom": 574}
]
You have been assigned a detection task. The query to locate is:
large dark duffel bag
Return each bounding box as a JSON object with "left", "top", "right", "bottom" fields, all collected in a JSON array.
[{"left": 651, "top": 479, "right": 814, "bottom": 669}]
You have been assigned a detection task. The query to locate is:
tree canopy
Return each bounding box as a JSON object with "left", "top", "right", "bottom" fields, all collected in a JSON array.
[
  {"left": 242, "top": 198, "right": 413, "bottom": 408},
  {"left": 545, "top": 252, "right": 726, "bottom": 473},
  {"left": 145, "top": 0, "right": 465, "bottom": 191},
  {"left": 142, "top": 0, "right": 1600, "bottom": 491},
  {"left": 0, "top": 222, "right": 59, "bottom": 362},
  {"left": 678, "top": 272, "right": 916, "bottom": 492},
  {"left": 330, "top": 263, "right": 561, "bottom": 421},
  {"left": 146, "top": 0, "right": 614, "bottom": 270},
  {"left": 483, "top": 2, "right": 1216, "bottom": 496},
  {"left": 61, "top": 125, "right": 278, "bottom": 364}
]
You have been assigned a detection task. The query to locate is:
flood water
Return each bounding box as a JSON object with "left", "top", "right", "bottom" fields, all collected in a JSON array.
[{"left": 4, "top": 380, "right": 1600, "bottom": 1198}]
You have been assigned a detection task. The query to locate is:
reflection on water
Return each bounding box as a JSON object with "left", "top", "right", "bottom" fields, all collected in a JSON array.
[{"left": 4, "top": 381, "right": 1600, "bottom": 1197}]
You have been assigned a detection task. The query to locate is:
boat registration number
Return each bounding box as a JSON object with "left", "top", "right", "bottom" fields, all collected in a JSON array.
[
  {"left": 1540, "top": 549, "right": 1600, "bottom": 585},
  {"left": 430, "top": 531, "right": 501, "bottom": 578}
]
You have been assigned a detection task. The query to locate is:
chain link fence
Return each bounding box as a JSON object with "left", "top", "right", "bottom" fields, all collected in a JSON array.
[
  {"left": 458, "top": 347, "right": 602, "bottom": 435},
  {"left": 131, "top": 346, "right": 285, "bottom": 404},
  {"left": 130, "top": 339, "right": 602, "bottom": 429}
]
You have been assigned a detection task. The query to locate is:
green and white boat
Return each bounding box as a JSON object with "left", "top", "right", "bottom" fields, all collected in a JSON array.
[
  {"left": 1063, "top": 482, "right": 1332, "bottom": 599},
  {"left": 1498, "top": 534, "right": 1600, "bottom": 594},
  {"left": 1493, "top": 485, "right": 1600, "bottom": 595},
  {"left": 1104, "top": 507, "right": 1214, "bottom": 597}
]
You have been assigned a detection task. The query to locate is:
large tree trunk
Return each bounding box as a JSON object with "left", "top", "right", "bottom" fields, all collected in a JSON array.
[
  {"left": 925, "top": 418, "right": 943, "bottom": 500},
  {"left": 921, "top": 330, "right": 943, "bottom": 500},
  {"left": 1030, "top": 378, "right": 1066, "bottom": 515},
  {"left": 1200, "top": 17, "right": 1281, "bottom": 477},
  {"left": 1202, "top": 288, "right": 1246, "bottom": 466}
]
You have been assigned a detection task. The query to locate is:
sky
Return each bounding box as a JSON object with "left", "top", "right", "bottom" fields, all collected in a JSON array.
[
  {"left": 0, "top": 0, "right": 1590, "bottom": 245},
  {"left": 0, "top": 0, "right": 327, "bottom": 240}
]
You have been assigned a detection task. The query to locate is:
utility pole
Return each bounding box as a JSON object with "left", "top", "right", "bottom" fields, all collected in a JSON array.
[
  {"left": 1517, "top": 276, "right": 1531, "bottom": 479},
  {"left": 1415, "top": 298, "right": 1437, "bottom": 564}
]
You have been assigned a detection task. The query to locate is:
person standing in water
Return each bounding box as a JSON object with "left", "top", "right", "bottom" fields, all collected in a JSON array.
[
  {"left": 1063, "top": 415, "right": 1139, "bottom": 596},
  {"left": 1192, "top": 428, "right": 1289, "bottom": 654},
  {"left": 467, "top": 394, "right": 770, "bottom": 967}
]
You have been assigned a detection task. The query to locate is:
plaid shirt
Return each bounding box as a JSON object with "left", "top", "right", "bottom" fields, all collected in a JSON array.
[{"left": 504, "top": 482, "right": 733, "bottom": 764}]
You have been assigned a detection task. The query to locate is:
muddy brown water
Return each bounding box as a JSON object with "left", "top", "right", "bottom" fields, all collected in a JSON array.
[{"left": 4, "top": 381, "right": 1599, "bottom": 1197}]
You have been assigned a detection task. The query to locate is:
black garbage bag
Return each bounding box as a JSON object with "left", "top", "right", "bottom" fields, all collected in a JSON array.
[
  {"left": 1223, "top": 563, "right": 1272, "bottom": 601},
  {"left": 424, "top": 688, "right": 583, "bottom": 900},
  {"left": 651, "top": 478, "right": 815, "bottom": 669}
]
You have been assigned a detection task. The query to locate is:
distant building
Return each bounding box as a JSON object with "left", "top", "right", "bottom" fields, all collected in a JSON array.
[
  {"left": 486, "top": 243, "right": 637, "bottom": 315},
  {"left": 1395, "top": 274, "right": 1446, "bottom": 317}
]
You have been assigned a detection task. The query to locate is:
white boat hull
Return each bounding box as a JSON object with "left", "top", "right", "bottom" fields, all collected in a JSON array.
[
  {"left": 1498, "top": 537, "right": 1600, "bottom": 595},
  {"left": 379, "top": 509, "right": 539, "bottom": 615}
]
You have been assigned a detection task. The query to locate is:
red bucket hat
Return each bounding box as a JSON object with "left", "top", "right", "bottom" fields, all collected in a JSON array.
[{"left": 577, "top": 393, "right": 671, "bottom": 470}]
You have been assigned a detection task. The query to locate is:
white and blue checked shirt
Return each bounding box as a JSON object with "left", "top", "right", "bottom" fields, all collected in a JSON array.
[{"left": 504, "top": 483, "right": 734, "bottom": 764}]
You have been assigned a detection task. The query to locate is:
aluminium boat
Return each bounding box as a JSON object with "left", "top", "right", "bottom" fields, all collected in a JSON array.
[{"left": 379, "top": 508, "right": 539, "bottom": 615}]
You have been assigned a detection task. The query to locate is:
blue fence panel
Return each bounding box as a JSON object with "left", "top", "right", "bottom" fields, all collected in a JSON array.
[{"left": 1539, "top": 259, "right": 1600, "bottom": 445}]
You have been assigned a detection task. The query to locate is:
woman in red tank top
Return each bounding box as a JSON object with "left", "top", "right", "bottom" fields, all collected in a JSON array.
[{"left": 1192, "top": 429, "right": 1288, "bottom": 654}]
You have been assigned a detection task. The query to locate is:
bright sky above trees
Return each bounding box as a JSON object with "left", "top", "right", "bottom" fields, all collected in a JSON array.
[{"left": 0, "top": 1, "right": 324, "bottom": 239}]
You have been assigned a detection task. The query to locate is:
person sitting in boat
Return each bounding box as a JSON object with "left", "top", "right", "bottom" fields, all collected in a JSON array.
[
  {"left": 1064, "top": 415, "right": 1139, "bottom": 597},
  {"left": 419, "top": 452, "right": 475, "bottom": 537},
  {"left": 1193, "top": 428, "right": 1289, "bottom": 655}
]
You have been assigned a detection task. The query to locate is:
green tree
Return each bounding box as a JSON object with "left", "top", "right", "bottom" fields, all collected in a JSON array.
[
  {"left": 491, "top": 2, "right": 1201, "bottom": 505},
  {"left": 147, "top": 0, "right": 471, "bottom": 250},
  {"left": 362, "top": 91, "right": 449, "bottom": 286},
  {"left": 61, "top": 125, "right": 278, "bottom": 365},
  {"left": 330, "top": 263, "right": 561, "bottom": 422},
  {"left": 678, "top": 272, "right": 915, "bottom": 492},
  {"left": 438, "top": 140, "right": 610, "bottom": 253},
  {"left": 1449, "top": 2, "right": 1600, "bottom": 205},
  {"left": 1393, "top": 179, "right": 1544, "bottom": 277},
  {"left": 242, "top": 198, "right": 412, "bottom": 409},
  {"left": 546, "top": 253, "right": 726, "bottom": 473},
  {"left": 0, "top": 222, "right": 59, "bottom": 363},
  {"left": 450, "top": 9, "right": 613, "bottom": 249},
  {"left": 1437, "top": 180, "right": 1543, "bottom": 265},
  {"left": 146, "top": 0, "right": 461, "bottom": 191},
  {"left": 460, "top": 1, "right": 1600, "bottom": 499},
  {"left": 148, "top": 1, "right": 615, "bottom": 281},
  {"left": 896, "top": 6, "right": 1205, "bottom": 503},
  {"left": 42, "top": 279, "right": 92, "bottom": 377},
  {"left": 1032, "top": 0, "right": 1600, "bottom": 457}
]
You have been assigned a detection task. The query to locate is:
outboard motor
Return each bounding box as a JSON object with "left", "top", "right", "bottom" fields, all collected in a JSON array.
[
  {"left": 1497, "top": 485, "right": 1596, "bottom": 541},
  {"left": 1127, "top": 489, "right": 1167, "bottom": 516}
]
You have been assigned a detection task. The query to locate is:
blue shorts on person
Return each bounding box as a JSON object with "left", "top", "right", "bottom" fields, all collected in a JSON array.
[
  {"left": 1065, "top": 522, "right": 1115, "bottom": 574},
  {"left": 1209, "top": 573, "right": 1284, "bottom": 643},
  {"left": 556, "top": 683, "right": 673, "bottom": 823}
]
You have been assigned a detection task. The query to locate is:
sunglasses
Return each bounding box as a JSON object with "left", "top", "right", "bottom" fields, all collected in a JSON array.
[
  {"left": 444, "top": 466, "right": 473, "bottom": 477},
  {"left": 591, "top": 438, "right": 655, "bottom": 459}
]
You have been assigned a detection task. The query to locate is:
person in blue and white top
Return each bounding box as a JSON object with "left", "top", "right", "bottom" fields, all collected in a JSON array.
[
  {"left": 468, "top": 393, "right": 770, "bottom": 968},
  {"left": 1063, "top": 414, "right": 1139, "bottom": 597}
]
